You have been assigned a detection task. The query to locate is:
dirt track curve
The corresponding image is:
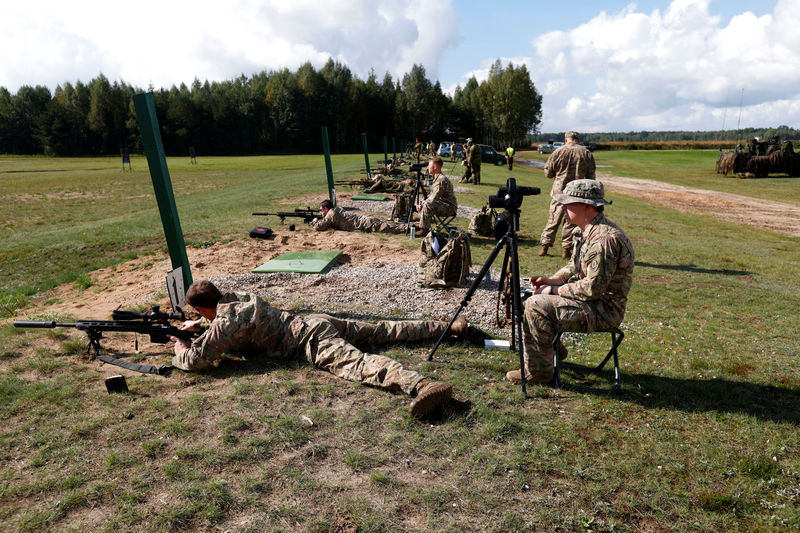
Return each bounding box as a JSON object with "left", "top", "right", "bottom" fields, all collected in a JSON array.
[{"left": 598, "top": 173, "right": 800, "bottom": 237}]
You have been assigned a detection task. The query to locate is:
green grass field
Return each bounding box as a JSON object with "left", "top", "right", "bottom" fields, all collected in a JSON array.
[{"left": 1, "top": 152, "right": 799, "bottom": 531}]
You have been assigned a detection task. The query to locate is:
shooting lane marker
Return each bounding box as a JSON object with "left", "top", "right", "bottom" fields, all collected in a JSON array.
[
  {"left": 252, "top": 251, "right": 342, "bottom": 274},
  {"left": 350, "top": 193, "right": 389, "bottom": 201}
]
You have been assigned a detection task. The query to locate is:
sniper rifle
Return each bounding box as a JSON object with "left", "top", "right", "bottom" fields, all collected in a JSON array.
[
  {"left": 252, "top": 207, "right": 318, "bottom": 224},
  {"left": 13, "top": 305, "right": 198, "bottom": 375}
]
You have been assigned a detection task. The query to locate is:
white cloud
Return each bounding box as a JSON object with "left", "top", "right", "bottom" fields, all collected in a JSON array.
[
  {"left": 0, "top": 0, "right": 458, "bottom": 92},
  {"left": 520, "top": 0, "right": 800, "bottom": 131}
]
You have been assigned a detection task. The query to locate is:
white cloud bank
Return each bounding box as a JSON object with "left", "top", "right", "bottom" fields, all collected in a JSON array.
[
  {"left": 522, "top": 0, "right": 800, "bottom": 132},
  {"left": 0, "top": 0, "right": 459, "bottom": 92}
]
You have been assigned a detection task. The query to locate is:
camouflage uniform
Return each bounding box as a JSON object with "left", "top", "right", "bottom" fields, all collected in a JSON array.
[
  {"left": 311, "top": 206, "right": 406, "bottom": 234},
  {"left": 463, "top": 143, "right": 482, "bottom": 184},
  {"left": 420, "top": 173, "right": 457, "bottom": 230},
  {"left": 173, "top": 292, "right": 451, "bottom": 394},
  {"left": 367, "top": 176, "right": 413, "bottom": 194},
  {"left": 523, "top": 212, "right": 634, "bottom": 377},
  {"left": 540, "top": 142, "right": 596, "bottom": 253},
  {"left": 414, "top": 141, "right": 423, "bottom": 163}
]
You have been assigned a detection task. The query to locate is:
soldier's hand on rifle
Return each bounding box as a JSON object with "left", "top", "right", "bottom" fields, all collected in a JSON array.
[
  {"left": 170, "top": 336, "right": 191, "bottom": 355},
  {"left": 180, "top": 319, "right": 203, "bottom": 331}
]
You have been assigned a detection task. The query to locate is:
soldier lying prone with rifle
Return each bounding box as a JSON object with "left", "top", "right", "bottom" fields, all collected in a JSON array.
[
  {"left": 311, "top": 200, "right": 424, "bottom": 235},
  {"left": 252, "top": 207, "right": 317, "bottom": 224}
]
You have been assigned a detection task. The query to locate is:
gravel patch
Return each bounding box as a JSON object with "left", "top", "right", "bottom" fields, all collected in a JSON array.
[{"left": 209, "top": 263, "right": 515, "bottom": 336}]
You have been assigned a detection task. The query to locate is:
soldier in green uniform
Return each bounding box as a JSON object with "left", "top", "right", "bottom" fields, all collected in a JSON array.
[
  {"left": 172, "top": 280, "right": 467, "bottom": 416},
  {"left": 506, "top": 180, "right": 634, "bottom": 385},
  {"left": 462, "top": 138, "right": 482, "bottom": 184},
  {"left": 311, "top": 200, "right": 409, "bottom": 234},
  {"left": 414, "top": 138, "right": 423, "bottom": 163},
  {"left": 539, "top": 131, "right": 596, "bottom": 259}
]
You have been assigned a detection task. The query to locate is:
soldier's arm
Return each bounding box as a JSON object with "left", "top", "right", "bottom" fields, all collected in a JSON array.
[
  {"left": 585, "top": 153, "right": 597, "bottom": 179},
  {"left": 557, "top": 238, "right": 618, "bottom": 300},
  {"left": 172, "top": 316, "right": 236, "bottom": 370},
  {"left": 311, "top": 211, "right": 334, "bottom": 231}
]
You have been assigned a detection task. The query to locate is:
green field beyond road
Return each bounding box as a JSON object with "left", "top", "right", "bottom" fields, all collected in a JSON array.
[{"left": 1, "top": 153, "right": 799, "bottom": 531}]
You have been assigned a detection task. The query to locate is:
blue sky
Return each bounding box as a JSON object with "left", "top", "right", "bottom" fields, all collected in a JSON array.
[{"left": 1, "top": 1, "right": 795, "bottom": 133}]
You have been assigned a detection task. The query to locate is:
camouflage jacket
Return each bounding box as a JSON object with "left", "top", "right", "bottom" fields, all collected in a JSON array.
[
  {"left": 425, "top": 173, "right": 457, "bottom": 210},
  {"left": 467, "top": 144, "right": 481, "bottom": 167},
  {"left": 311, "top": 206, "right": 359, "bottom": 231},
  {"left": 173, "top": 292, "right": 297, "bottom": 370},
  {"left": 544, "top": 143, "right": 596, "bottom": 195},
  {"left": 552, "top": 213, "right": 634, "bottom": 324}
]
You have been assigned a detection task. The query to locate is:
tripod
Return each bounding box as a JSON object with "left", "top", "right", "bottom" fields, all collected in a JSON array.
[
  {"left": 405, "top": 164, "right": 429, "bottom": 232},
  {"left": 427, "top": 208, "right": 530, "bottom": 398}
]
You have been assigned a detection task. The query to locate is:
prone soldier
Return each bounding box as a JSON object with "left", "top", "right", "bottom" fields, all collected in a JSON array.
[
  {"left": 172, "top": 280, "right": 468, "bottom": 416},
  {"left": 311, "top": 200, "right": 409, "bottom": 234}
]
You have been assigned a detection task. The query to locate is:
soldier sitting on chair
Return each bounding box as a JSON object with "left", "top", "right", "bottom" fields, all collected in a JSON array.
[{"left": 507, "top": 180, "right": 634, "bottom": 385}]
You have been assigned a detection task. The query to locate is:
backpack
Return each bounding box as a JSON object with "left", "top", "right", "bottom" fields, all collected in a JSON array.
[
  {"left": 391, "top": 193, "right": 412, "bottom": 222},
  {"left": 417, "top": 230, "right": 472, "bottom": 288},
  {"left": 468, "top": 203, "right": 495, "bottom": 237}
]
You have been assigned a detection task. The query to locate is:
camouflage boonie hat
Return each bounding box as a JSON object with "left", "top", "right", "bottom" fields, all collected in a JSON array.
[{"left": 554, "top": 179, "right": 611, "bottom": 206}]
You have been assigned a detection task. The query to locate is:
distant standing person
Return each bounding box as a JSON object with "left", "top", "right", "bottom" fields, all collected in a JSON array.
[
  {"left": 189, "top": 145, "right": 197, "bottom": 165},
  {"left": 506, "top": 145, "right": 515, "bottom": 170},
  {"left": 462, "top": 138, "right": 481, "bottom": 184},
  {"left": 414, "top": 138, "right": 423, "bottom": 163},
  {"left": 539, "top": 130, "right": 596, "bottom": 259}
]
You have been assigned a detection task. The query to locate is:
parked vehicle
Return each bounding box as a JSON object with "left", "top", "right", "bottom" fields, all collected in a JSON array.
[
  {"left": 478, "top": 144, "right": 507, "bottom": 166},
  {"left": 437, "top": 141, "right": 453, "bottom": 158},
  {"left": 538, "top": 143, "right": 555, "bottom": 154}
]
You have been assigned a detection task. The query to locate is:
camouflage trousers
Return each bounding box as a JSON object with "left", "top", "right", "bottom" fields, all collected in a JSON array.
[
  {"left": 419, "top": 201, "right": 456, "bottom": 230},
  {"left": 522, "top": 295, "right": 622, "bottom": 375},
  {"left": 462, "top": 166, "right": 481, "bottom": 184},
  {"left": 355, "top": 215, "right": 407, "bottom": 234},
  {"left": 540, "top": 199, "right": 577, "bottom": 251},
  {"left": 288, "top": 314, "right": 449, "bottom": 394}
]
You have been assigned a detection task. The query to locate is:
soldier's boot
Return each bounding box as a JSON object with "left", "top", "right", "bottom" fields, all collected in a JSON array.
[
  {"left": 505, "top": 368, "right": 554, "bottom": 385},
  {"left": 450, "top": 316, "right": 469, "bottom": 338},
  {"left": 538, "top": 245, "right": 550, "bottom": 257},
  {"left": 562, "top": 248, "right": 572, "bottom": 260},
  {"left": 413, "top": 223, "right": 429, "bottom": 237},
  {"left": 409, "top": 379, "right": 453, "bottom": 417}
]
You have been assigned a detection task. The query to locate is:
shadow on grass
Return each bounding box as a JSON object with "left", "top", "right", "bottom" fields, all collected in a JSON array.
[
  {"left": 567, "top": 369, "right": 800, "bottom": 425},
  {"left": 635, "top": 261, "right": 752, "bottom": 276}
]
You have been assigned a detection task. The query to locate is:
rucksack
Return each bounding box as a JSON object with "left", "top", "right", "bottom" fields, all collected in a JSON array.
[
  {"left": 468, "top": 203, "right": 495, "bottom": 237},
  {"left": 417, "top": 230, "right": 472, "bottom": 288},
  {"left": 391, "top": 193, "right": 412, "bottom": 222}
]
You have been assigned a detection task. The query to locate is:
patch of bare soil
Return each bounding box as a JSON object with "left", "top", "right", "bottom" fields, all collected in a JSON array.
[{"left": 598, "top": 173, "right": 800, "bottom": 237}]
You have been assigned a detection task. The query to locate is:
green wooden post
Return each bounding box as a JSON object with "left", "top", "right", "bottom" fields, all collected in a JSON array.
[
  {"left": 383, "top": 136, "right": 388, "bottom": 165},
  {"left": 132, "top": 92, "right": 193, "bottom": 291},
  {"left": 361, "top": 133, "right": 371, "bottom": 179},
  {"left": 392, "top": 137, "right": 396, "bottom": 160},
  {"left": 321, "top": 126, "right": 336, "bottom": 206}
]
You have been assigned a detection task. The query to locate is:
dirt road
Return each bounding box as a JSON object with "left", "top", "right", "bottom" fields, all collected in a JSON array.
[{"left": 598, "top": 173, "right": 800, "bottom": 237}]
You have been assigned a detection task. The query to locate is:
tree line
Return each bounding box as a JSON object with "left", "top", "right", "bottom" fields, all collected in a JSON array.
[
  {"left": 0, "top": 59, "right": 542, "bottom": 157},
  {"left": 530, "top": 126, "right": 800, "bottom": 144}
]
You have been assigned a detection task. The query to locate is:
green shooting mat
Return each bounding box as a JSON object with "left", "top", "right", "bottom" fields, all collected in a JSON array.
[
  {"left": 350, "top": 193, "right": 389, "bottom": 201},
  {"left": 252, "top": 250, "right": 342, "bottom": 274}
]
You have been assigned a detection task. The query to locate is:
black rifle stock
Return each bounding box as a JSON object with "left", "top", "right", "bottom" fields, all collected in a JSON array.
[
  {"left": 14, "top": 305, "right": 199, "bottom": 375},
  {"left": 252, "top": 207, "right": 317, "bottom": 224}
]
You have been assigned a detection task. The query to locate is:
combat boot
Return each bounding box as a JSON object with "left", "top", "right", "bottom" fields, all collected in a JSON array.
[
  {"left": 505, "top": 369, "right": 553, "bottom": 385},
  {"left": 562, "top": 248, "right": 572, "bottom": 260},
  {"left": 409, "top": 379, "right": 453, "bottom": 417},
  {"left": 450, "top": 316, "right": 469, "bottom": 338},
  {"left": 538, "top": 245, "right": 549, "bottom": 256}
]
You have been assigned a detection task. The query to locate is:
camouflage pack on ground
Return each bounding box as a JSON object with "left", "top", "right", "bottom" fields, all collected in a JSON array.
[
  {"left": 417, "top": 230, "right": 472, "bottom": 289},
  {"left": 468, "top": 203, "right": 495, "bottom": 237},
  {"left": 391, "top": 193, "right": 412, "bottom": 222}
]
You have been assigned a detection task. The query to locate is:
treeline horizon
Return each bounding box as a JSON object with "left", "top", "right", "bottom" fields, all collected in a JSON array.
[
  {"left": 0, "top": 59, "right": 541, "bottom": 157},
  {"left": 530, "top": 126, "right": 800, "bottom": 144}
]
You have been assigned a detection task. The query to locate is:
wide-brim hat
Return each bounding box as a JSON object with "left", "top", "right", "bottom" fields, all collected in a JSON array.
[{"left": 554, "top": 179, "right": 611, "bottom": 206}]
